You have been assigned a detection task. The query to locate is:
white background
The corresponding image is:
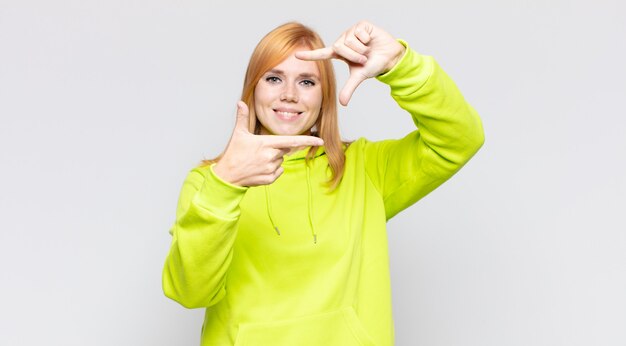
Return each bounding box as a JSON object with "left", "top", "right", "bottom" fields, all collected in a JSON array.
[{"left": 1, "top": 0, "right": 625, "bottom": 345}]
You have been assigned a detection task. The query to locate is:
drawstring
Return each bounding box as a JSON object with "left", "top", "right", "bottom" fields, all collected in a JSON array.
[
  {"left": 265, "top": 185, "right": 280, "bottom": 235},
  {"left": 306, "top": 164, "right": 318, "bottom": 244},
  {"left": 263, "top": 157, "right": 318, "bottom": 244}
]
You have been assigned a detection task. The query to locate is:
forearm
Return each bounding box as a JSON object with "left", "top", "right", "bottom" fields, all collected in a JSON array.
[
  {"left": 162, "top": 166, "right": 247, "bottom": 308},
  {"left": 365, "top": 42, "right": 484, "bottom": 218},
  {"left": 378, "top": 41, "right": 485, "bottom": 173}
]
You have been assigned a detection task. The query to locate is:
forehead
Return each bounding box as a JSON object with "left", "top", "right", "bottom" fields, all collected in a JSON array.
[{"left": 269, "top": 53, "right": 320, "bottom": 76}]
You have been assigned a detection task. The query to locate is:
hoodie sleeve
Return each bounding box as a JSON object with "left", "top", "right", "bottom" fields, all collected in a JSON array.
[
  {"left": 162, "top": 164, "right": 248, "bottom": 308},
  {"left": 363, "top": 40, "right": 485, "bottom": 220}
]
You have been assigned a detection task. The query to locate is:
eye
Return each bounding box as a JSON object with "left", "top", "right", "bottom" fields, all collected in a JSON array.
[
  {"left": 300, "top": 79, "right": 316, "bottom": 87},
  {"left": 265, "top": 76, "right": 281, "bottom": 83}
]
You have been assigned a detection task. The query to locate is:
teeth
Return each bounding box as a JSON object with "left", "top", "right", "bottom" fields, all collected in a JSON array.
[{"left": 276, "top": 111, "right": 299, "bottom": 117}]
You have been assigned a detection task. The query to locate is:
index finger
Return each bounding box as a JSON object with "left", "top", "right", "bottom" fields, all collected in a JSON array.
[
  {"left": 262, "top": 135, "right": 324, "bottom": 149},
  {"left": 294, "top": 47, "right": 335, "bottom": 61}
]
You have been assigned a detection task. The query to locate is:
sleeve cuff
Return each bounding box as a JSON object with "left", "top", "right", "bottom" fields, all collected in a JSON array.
[
  {"left": 376, "top": 39, "right": 434, "bottom": 95},
  {"left": 192, "top": 164, "right": 248, "bottom": 220}
]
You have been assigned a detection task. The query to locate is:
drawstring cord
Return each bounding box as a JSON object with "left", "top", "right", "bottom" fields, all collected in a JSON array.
[
  {"left": 306, "top": 164, "right": 318, "bottom": 244},
  {"left": 264, "top": 152, "right": 318, "bottom": 244},
  {"left": 265, "top": 185, "right": 280, "bottom": 235}
]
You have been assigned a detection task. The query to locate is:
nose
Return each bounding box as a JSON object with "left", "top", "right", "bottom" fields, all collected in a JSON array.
[{"left": 280, "top": 83, "right": 299, "bottom": 102}]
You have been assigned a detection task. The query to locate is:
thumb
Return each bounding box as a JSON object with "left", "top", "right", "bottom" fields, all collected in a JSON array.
[
  {"left": 339, "top": 73, "right": 367, "bottom": 106},
  {"left": 234, "top": 101, "right": 251, "bottom": 132}
]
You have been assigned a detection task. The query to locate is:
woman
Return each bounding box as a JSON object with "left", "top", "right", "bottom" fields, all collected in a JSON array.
[{"left": 163, "top": 20, "right": 484, "bottom": 346}]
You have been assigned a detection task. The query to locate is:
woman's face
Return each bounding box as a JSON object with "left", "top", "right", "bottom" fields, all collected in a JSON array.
[{"left": 254, "top": 50, "right": 323, "bottom": 136}]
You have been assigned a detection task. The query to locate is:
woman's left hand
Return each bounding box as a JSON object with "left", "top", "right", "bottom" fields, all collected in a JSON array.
[{"left": 295, "top": 20, "right": 405, "bottom": 106}]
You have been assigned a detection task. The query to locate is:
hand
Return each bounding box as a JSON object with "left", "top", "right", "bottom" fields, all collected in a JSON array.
[
  {"left": 295, "top": 20, "right": 406, "bottom": 106},
  {"left": 213, "top": 101, "right": 324, "bottom": 187}
]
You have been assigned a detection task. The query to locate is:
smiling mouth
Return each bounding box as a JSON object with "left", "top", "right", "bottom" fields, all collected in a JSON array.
[{"left": 274, "top": 109, "right": 303, "bottom": 120}]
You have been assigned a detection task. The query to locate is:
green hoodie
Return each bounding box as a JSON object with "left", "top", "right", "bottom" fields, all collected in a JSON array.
[{"left": 163, "top": 41, "right": 485, "bottom": 346}]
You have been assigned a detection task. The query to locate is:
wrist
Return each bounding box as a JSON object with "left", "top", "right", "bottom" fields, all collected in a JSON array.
[{"left": 386, "top": 42, "right": 406, "bottom": 73}]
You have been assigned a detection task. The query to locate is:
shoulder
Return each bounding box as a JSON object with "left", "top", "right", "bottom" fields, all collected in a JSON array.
[
  {"left": 344, "top": 137, "right": 369, "bottom": 154},
  {"left": 345, "top": 136, "right": 387, "bottom": 157}
]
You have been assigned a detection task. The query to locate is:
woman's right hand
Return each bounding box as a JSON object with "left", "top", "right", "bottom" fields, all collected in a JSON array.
[{"left": 212, "top": 101, "right": 324, "bottom": 187}]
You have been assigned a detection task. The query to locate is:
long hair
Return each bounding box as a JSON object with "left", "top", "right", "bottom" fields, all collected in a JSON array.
[{"left": 203, "top": 22, "right": 347, "bottom": 190}]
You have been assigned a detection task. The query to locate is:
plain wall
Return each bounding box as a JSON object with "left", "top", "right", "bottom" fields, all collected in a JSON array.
[{"left": 1, "top": 0, "right": 624, "bottom": 345}]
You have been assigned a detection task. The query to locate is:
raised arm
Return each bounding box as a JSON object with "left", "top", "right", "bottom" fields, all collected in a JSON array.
[
  {"left": 298, "top": 20, "right": 484, "bottom": 219},
  {"left": 163, "top": 102, "right": 323, "bottom": 308},
  {"left": 365, "top": 41, "right": 485, "bottom": 219},
  {"left": 162, "top": 164, "right": 247, "bottom": 308}
]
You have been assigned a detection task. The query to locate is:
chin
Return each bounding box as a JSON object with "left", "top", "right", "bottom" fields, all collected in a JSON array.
[{"left": 270, "top": 126, "right": 311, "bottom": 136}]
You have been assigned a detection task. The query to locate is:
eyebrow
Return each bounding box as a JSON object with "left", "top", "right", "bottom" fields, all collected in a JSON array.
[{"left": 267, "top": 69, "right": 320, "bottom": 80}]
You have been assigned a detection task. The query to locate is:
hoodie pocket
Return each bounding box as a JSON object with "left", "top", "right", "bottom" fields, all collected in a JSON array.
[{"left": 233, "top": 306, "right": 378, "bottom": 346}]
